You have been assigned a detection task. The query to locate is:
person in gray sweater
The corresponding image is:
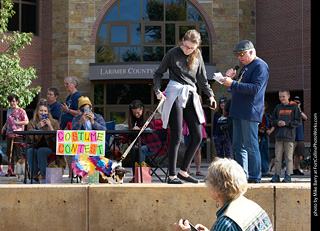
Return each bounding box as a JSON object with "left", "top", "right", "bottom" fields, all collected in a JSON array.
[{"left": 270, "top": 90, "right": 301, "bottom": 183}]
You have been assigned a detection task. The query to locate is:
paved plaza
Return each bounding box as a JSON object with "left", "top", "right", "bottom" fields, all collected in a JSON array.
[{"left": 0, "top": 162, "right": 311, "bottom": 185}]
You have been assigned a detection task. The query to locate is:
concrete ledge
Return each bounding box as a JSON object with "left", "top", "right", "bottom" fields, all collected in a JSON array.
[
  {"left": 274, "top": 184, "right": 311, "bottom": 231},
  {"left": 0, "top": 185, "right": 88, "bottom": 231},
  {"left": 0, "top": 183, "right": 310, "bottom": 231},
  {"left": 89, "top": 184, "right": 218, "bottom": 231}
]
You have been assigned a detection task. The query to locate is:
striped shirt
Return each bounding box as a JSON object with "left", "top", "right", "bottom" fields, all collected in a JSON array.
[{"left": 212, "top": 202, "right": 242, "bottom": 231}]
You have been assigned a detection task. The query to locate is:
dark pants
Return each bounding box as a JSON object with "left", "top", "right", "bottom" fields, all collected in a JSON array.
[
  {"left": 168, "top": 93, "right": 202, "bottom": 176},
  {"left": 213, "top": 135, "right": 232, "bottom": 158}
]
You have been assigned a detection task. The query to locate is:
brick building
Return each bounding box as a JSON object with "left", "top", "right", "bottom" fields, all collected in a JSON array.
[
  {"left": 256, "top": 0, "right": 311, "bottom": 143},
  {"left": 0, "top": 0, "right": 52, "bottom": 126},
  {"left": 0, "top": 0, "right": 311, "bottom": 147}
]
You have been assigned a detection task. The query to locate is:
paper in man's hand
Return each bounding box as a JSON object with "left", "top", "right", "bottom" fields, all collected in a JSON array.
[{"left": 213, "top": 72, "right": 225, "bottom": 84}]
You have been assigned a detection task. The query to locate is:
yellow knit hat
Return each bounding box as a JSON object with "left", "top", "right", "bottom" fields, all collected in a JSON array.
[{"left": 78, "top": 96, "right": 92, "bottom": 109}]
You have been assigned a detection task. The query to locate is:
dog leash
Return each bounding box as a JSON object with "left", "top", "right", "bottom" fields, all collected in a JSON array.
[{"left": 120, "top": 97, "right": 165, "bottom": 162}]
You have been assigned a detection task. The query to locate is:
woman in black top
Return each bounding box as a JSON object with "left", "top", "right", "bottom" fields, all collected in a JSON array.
[{"left": 153, "top": 30, "right": 216, "bottom": 184}]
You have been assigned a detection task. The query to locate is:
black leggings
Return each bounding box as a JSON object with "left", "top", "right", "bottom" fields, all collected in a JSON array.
[{"left": 168, "top": 93, "right": 202, "bottom": 176}]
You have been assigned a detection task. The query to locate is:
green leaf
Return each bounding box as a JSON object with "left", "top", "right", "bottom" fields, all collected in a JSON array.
[{"left": 0, "top": 0, "right": 40, "bottom": 109}]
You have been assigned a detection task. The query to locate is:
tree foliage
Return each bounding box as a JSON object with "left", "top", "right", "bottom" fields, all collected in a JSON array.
[{"left": 0, "top": 0, "right": 41, "bottom": 108}]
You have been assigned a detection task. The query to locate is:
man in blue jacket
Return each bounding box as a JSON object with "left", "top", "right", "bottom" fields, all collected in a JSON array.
[{"left": 221, "top": 40, "right": 269, "bottom": 183}]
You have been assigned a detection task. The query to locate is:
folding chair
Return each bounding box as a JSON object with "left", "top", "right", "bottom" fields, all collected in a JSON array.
[
  {"left": 148, "top": 119, "right": 170, "bottom": 183},
  {"left": 14, "top": 141, "right": 58, "bottom": 183},
  {"left": 105, "top": 120, "right": 116, "bottom": 146},
  {"left": 105, "top": 120, "right": 124, "bottom": 161}
]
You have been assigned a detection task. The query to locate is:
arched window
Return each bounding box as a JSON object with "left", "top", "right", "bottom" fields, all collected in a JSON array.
[{"left": 96, "top": 0, "right": 211, "bottom": 63}]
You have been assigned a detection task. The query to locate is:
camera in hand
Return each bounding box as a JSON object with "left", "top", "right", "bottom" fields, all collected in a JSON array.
[{"left": 219, "top": 116, "right": 230, "bottom": 140}]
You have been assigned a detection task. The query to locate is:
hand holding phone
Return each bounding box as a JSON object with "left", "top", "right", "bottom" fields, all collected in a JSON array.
[
  {"left": 182, "top": 220, "right": 197, "bottom": 231},
  {"left": 41, "top": 114, "right": 48, "bottom": 120},
  {"left": 207, "top": 99, "right": 215, "bottom": 109}
]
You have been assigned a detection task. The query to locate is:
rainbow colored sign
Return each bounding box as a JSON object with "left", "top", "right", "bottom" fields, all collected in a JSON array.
[{"left": 56, "top": 130, "right": 105, "bottom": 156}]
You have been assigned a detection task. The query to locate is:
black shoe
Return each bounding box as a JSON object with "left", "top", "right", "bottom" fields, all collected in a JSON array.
[
  {"left": 177, "top": 173, "right": 199, "bottom": 183},
  {"left": 293, "top": 169, "right": 304, "bottom": 175},
  {"left": 291, "top": 169, "right": 304, "bottom": 176},
  {"left": 261, "top": 173, "right": 273, "bottom": 177},
  {"left": 167, "top": 177, "right": 183, "bottom": 184}
]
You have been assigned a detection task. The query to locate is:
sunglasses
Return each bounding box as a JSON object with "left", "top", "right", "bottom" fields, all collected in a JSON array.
[
  {"left": 39, "top": 101, "right": 49, "bottom": 106},
  {"left": 235, "top": 50, "right": 248, "bottom": 57}
]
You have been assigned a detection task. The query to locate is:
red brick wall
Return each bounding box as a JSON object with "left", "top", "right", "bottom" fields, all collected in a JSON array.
[
  {"left": 256, "top": 0, "right": 311, "bottom": 142},
  {"left": 0, "top": 0, "right": 52, "bottom": 99},
  {"left": 39, "top": 0, "right": 53, "bottom": 97}
]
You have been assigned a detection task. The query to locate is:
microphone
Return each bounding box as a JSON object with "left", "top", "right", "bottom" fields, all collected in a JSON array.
[{"left": 226, "top": 65, "right": 240, "bottom": 78}]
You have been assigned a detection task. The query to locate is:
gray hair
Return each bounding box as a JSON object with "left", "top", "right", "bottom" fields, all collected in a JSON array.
[
  {"left": 205, "top": 158, "right": 248, "bottom": 202},
  {"left": 65, "top": 76, "right": 79, "bottom": 88}
]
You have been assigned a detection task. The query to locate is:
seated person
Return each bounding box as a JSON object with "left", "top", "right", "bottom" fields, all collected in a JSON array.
[
  {"left": 125, "top": 100, "right": 161, "bottom": 181},
  {"left": 69, "top": 96, "right": 106, "bottom": 179},
  {"left": 71, "top": 96, "right": 106, "bottom": 131},
  {"left": 27, "top": 100, "right": 60, "bottom": 184},
  {"left": 174, "top": 158, "right": 273, "bottom": 231}
]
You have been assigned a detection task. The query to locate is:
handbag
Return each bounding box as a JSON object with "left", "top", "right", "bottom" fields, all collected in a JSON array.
[{"left": 134, "top": 166, "right": 151, "bottom": 183}]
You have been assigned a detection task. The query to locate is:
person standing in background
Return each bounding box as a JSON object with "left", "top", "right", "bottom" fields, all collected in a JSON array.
[
  {"left": 270, "top": 90, "right": 301, "bottom": 183},
  {"left": 258, "top": 101, "right": 274, "bottom": 177},
  {"left": 212, "top": 97, "right": 233, "bottom": 158},
  {"left": 1, "top": 94, "right": 29, "bottom": 176},
  {"left": 47, "top": 87, "right": 61, "bottom": 121},
  {"left": 60, "top": 76, "right": 82, "bottom": 178},
  {"left": 60, "top": 76, "right": 82, "bottom": 129},
  {"left": 292, "top": 96, "right": 307, "bottom": 175}
]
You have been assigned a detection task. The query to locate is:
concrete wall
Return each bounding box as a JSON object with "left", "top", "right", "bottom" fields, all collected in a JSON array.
[
  {"left": 0, "top": 185, "right": 88, "bottom": 231},
  {"left": 0, "top": 183, "right": 310, "bottom": 231}
]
